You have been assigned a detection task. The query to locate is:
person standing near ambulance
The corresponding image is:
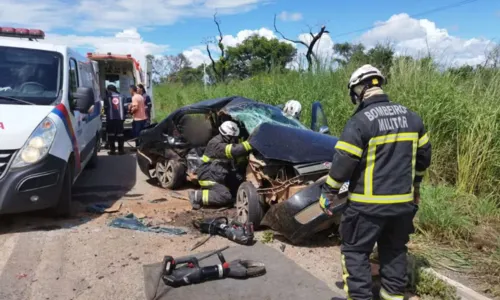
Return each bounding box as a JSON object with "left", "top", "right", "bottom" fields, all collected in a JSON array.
[
  {"left": 137, "top": 83, "right": 152, "bottom": 125},
  {"left": 319, "top": 65, "right": 432, "bottom": 300},
  {"left": 129, "top": 85, "right": 147, "bottom": 147},
  {"left": 104, "top": 84, "right": 126, "bottom": 155}
]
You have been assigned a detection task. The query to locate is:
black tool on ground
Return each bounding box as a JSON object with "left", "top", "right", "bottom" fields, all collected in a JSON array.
[
  {"left": 161, "top": 249, "right": 266, "bottom": 288},
  {"left": 193, "top": 217, "right": 254, "bottom": 246}
]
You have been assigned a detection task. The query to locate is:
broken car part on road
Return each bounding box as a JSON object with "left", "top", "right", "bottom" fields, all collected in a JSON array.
[{"left": 109, "top": 213, "right": 187, "bottom": 236}]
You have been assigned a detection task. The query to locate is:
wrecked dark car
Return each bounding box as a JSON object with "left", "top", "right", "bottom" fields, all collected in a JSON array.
[{"left": 136, "top": 96, "right": 348, "bottom": 244}]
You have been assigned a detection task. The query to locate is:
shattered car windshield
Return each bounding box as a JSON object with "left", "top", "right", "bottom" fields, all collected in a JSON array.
[{"left": 226, "top": 103, "right": 309, "bottom": 133}]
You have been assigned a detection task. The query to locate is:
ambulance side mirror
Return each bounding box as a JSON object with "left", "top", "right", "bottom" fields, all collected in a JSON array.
[{"left": 74, "top": 87, "right": 95, "bottom": 114}]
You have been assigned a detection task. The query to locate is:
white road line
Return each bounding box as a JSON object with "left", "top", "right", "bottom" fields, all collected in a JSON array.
[{"left": 0, "top": 233, "right": 20, "bottom": 276}]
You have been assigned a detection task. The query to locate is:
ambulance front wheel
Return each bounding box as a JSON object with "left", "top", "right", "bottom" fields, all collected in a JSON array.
[{"left": 50, "top": 161, "right": 75, "bottom": 217}]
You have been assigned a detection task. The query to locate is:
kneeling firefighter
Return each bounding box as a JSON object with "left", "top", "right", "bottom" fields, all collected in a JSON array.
[
  {"left": 189, "top": 121, "right": 253, "bottom": 210},
  {"left": 319, "top": 64, "right": 432, "bottom": 300}
]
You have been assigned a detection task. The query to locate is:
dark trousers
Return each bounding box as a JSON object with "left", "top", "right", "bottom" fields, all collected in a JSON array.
[
  {"left": 195, "top": 182, "right": 233, "bottom": 207},
  {"left": 106, "top": 119, "right": 124, "bottom": 153},
  {"left": 132, "top": 119, "right": 147, "bottom": 147},
  {"left": 340, "top": 205, "right": 417, "bottom": 300}
]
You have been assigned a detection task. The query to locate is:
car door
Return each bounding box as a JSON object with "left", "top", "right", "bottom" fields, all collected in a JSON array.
[
  {"left": 310, "top": 101, "right": 330, "bottom": 134},
  {"left": 68, "top": 58, "right": 87, "bottom": 164}
]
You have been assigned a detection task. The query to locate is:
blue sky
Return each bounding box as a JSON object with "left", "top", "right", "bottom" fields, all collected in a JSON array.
[{"left": 1, "top": 0, "right": 499, "bottom": 67}]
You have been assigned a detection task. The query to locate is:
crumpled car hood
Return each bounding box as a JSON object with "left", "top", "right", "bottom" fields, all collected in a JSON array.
[{"left": 247, "top": 122, "right": 338, "bottom": 164}]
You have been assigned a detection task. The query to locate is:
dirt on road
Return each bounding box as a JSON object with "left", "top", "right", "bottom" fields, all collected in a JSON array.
[{"left": 0, "top": 150, "right": 347, "bottom": 300}]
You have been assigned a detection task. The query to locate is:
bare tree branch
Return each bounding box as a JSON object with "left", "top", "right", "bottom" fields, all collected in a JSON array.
[
  {"left": 273, "top": 14, "right": 308, "bottom": 47},
  {"left": 206, "top": 43, "right": 219, "bottom": 79},
  {"left": 274, "top": 13, "right": 329, "bottom": 71}
]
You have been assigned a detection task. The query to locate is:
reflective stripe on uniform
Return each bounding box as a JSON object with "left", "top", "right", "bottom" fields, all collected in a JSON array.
[
  {"left": 225, "top": 144, "right": 233, "bottom": 159},
  {"left": 202, "top": 155, "right": 211, "bottom": 163},
  {"left": 335, "top": 141, "right": 363, "bottom": 158},
  {"left": 341, "top": 254, "right": 353, "bottom": 300},
  {"left": 380, "top": 288, "right": 404, "bottom": 300},
  {"left": 242, "top": 141, "right": 252, "bottom": 151},
  {"left": 199, "top": 180, "right": 216, "bottom": 187},
  {"left": 202, "top": 190, "right": 209, "bottom": 205},
  {"left": 349, "top": 192, "right": 413, "bottom": 204},
  {"left": 415, "top": 170, "right": 426, "bottom": 176},
  {"left": 319, "top": 194, "right": 328, "bottom": 209},
  {"left": 364, "top": 132, "right": 418, "bottom": 197},
  {"left": 326, "top": 175, "right": 343, "bottom": 189},
  {"left": 418, "top": 132, "right": 429, "bottom": 148}
]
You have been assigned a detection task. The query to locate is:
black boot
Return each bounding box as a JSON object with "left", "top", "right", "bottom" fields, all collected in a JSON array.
[{"left": 189, "top": 190, "right": 202, "bottom": 210}]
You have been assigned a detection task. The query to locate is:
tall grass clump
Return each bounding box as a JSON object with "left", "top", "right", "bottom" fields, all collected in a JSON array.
[{"left": 154, "top": 59, "right": 500, "bottom": 201}]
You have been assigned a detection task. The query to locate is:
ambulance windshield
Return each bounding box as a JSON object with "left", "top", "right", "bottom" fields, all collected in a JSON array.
[{"left": 0, "top": 46, "right": 62, "bottom": 105}]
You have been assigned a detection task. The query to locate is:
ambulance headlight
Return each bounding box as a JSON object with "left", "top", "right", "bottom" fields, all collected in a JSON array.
[{"left": 12, "top": 117, "right": 57, "bottom": 168}]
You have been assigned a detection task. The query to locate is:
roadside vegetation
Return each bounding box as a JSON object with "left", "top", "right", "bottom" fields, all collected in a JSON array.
[{"left": 149, "top": 19, "right": 500, "bottom": 297}]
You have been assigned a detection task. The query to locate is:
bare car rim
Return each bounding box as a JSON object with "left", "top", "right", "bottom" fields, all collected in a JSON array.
[
  {"left": 156, "top": 160, "right": 174, "bottom": 185},
  {"left": 236, "top": 188, "right": 249, "bottom": 224}
]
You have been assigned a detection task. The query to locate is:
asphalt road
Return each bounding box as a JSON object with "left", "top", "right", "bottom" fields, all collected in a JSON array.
[{"left": 0, "top": 149, "right": 348, "bottom": 300}]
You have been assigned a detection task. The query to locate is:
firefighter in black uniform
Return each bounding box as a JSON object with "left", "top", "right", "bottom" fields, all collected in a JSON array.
[
  {"left": 319, "top": 64, "right": 432, "bottom": 300},
  {"left": 188, "top": 121, "right": 253, "bottom": 210},
  {"left": 104, "top": 84, "right": 126, "bottom": 155}
]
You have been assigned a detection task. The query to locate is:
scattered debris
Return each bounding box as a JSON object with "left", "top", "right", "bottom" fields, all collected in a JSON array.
[
  {"left": 16, "top": 273, "right": 28, "bottom": 279},
  {"left": 148, "top": 198, "right": 167, "bottom": 203},
  {"left": 135, "top": 213, "right": 146, "bottom": 219},
  {"left": 86, "top": 201, "right": 122, "bottom": 214},
  {"left": 280, "top": 243, "right": 286, "bottom": 252},
  {"left": 108, "top": 213, "right": 187, "bottom": 236}
]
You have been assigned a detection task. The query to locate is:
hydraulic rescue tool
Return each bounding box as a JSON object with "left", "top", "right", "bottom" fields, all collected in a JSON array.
[
  {"left": 191, "top": 217, "right": 254, "bottom": 250},
  {"left": 161, "top": 249, "right": 266, "bottom": 287}
]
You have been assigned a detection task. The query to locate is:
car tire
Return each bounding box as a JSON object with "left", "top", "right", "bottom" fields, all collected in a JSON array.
[
  {"left": 50, "top": 162, "right": 74, "bottom": 217},
  {"left": 236, "top": 182, "right": 265, "bottom": 229},
  {"left": 155, "top": 159, "right": 185, "bottom": 189},
  {"left": 86, "top": 134, "right": 100, "bottom": 169}
]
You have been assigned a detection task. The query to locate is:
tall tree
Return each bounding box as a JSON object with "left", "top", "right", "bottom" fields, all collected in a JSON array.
[
  {"left": 273, "top": 14, "right": 329, "bottom": 72},
  {"left": 225, "top": 35, "right": 297, "bottom": 79},
  {"left": 205, "top": 13, "right": 228, "bottom": 83},
  {"left": 333, "top": 42, "right": 366, "bottom": 66}
]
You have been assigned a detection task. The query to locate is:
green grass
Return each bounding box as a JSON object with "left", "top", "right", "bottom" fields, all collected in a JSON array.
[{"left": 153, "top": 59, "right": 500, "bottom": 295}]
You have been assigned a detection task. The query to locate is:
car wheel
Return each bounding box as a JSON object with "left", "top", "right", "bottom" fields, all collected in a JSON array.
[
  {"left": 50, "top": 162, "right": 75, "bottom": 217},
  {"left": 86, "top": 134, "right": 100, "bottom": 169},
  {"left": 236, "top": 182, "right": 265, "bottom": 229},
  {"left": 155, "top": 159, "right": 186, "bottom": 189}
]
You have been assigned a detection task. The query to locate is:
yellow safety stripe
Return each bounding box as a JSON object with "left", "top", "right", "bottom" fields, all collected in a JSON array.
[
  {"left": 415, "top": 170, "right": 426, "bottom": 176},
  {"left": 349, "top": 193, "right": 414, "bottom": 204},
  {"left": 202, "top": 155, "right": 211, "bottom": 163},
  {"left": 380, "top": 288, "right": 404, "bottom": 300},
  {"left": 319, "top": 194, "right": 328, "bottom": 209},
  {"left": 202, "top": 190, "right": 209, "bottom": 205},
  {"left": 341, "top": 254, "right": 353, "bottom": 300},
  {"left": 242, "top": 141, "right": 252, "bottom": 151},
  {"left": 225, "top": 144, "right": 233, "bottom": 159},
  {"left": 418, "top": 132, "right": 429, "bottom": 148},
  {"left": 365, "top": 132, "right": 418, "bottom": 196},
  {"left": 335, "top": 141, "right": 363, "bottom": 158},
  {"left": 199, "top": 180, "right": 216, "bottom": 187},
  {"left": 326, "top": 175, "right": 343, "bottom": 189}
]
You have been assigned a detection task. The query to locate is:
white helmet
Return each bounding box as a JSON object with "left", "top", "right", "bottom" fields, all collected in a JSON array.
[
  {"left": 347, "top": 64, "right": 385, "bottom": 90},
  {"left": 219, "top": 121, "right": 240, "bottom": 137},
  {"left": 283, "top": 100, "right": 302, "bottom": 118}
]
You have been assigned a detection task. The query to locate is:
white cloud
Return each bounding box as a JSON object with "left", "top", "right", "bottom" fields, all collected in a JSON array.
[
  {"left": 277, "top": 11, "right": 303, "bottom": 22},
  {"left": 28, "top": 28, "right": 169, "bottom": 64},
  {"left": 0, "top": 0, "right": 269, "bottom": 32},
  {"left": 183, "top": 46, "right": 211, "bottom": 67},
  {"left": 222, "top": 28, "right": 277, "bottom": 47},
  {"left": 359, "top": 13, "right": 495, "bottom": 66}
]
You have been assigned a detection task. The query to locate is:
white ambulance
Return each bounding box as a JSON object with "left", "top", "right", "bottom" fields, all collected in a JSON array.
[{"left": 0, "top": 27, "right": 102, "bottom": 216}]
